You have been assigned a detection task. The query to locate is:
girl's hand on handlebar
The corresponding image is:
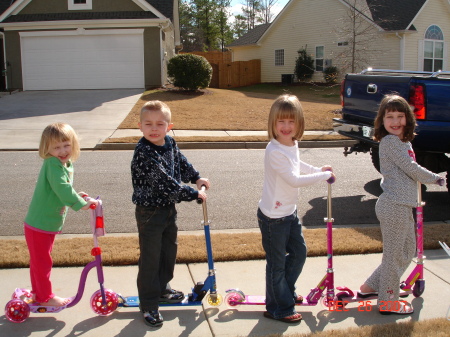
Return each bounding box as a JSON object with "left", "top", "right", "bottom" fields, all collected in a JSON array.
[
  {"left": 196, "top": 177, "right": 210, "bottom": 190},
  {"left": 81, "top": 199, "right": 98, "bottom": 210}
]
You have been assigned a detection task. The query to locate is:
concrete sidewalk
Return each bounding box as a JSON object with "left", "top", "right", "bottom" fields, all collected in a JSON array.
[
  {"left": 0, "top": 89, "right": 354, "bottom": 151},
  {"left": 1, "top": 249, "right": 449, "bottom": 336}
]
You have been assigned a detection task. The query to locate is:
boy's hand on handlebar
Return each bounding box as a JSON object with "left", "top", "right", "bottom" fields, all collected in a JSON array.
[
  {"left": 196, "top": 178, "right": 210, "bottom": 190},
  {"left": 321, "top": 165, "right": 333, "bottom": 172},
  {"left": 197, "top": 190, "right": 207, "bottom": 202}
]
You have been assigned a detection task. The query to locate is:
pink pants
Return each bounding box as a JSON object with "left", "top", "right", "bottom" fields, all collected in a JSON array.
[{"left": 24, "top": 226, "right": 56, "bottom": 303}]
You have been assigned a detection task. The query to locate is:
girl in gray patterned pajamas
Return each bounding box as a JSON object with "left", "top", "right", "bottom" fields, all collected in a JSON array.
[{"left": 359, "top": 94, "right": 445, "bottom": 315}]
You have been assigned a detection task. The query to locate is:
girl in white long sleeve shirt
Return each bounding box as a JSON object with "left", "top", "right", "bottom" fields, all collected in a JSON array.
[{"left": 258, "top": 95, "right": 334, "bottom": 323}]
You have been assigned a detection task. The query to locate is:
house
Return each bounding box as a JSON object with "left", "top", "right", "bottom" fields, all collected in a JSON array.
[
  {"left": 0, "top": 0, "right": 180, "bottom": 91},
  {"left": 227, "top": 0, "right": 449, "bottom": 83}
]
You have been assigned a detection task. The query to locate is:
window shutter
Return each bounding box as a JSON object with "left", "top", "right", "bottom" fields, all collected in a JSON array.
[{"left": 418, "top": 40, "right": 424, "bottom": 71}]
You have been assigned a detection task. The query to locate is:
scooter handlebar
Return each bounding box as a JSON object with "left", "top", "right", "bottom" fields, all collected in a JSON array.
[
  {"left": 325, "top": 169, "right": 335, "bottom": 184},
  {"left": 81, "top": 194, "right": 97, "bottom": 209},
  {"left": 196, "top": 185, "right": 207, "bottom": 204}
]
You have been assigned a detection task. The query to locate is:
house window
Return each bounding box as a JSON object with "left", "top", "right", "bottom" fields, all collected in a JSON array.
[
  {"left": 68, "top": 0, "right": 92, "bottom": 10},
  {"left": 423, "top": 25, "right": 444, "bottom": 72},
  {"left": 315, "top": 46, "right": 324, "bottom": 71},
  {"left": 338, "top": 41, "right": 348, "bottom": 47},
  {"left": 275, "top": 49, "right": 284, "bottom": 66}
]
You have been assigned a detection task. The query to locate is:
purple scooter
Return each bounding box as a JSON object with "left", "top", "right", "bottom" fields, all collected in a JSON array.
[
  {"left": 225, "top": 174, "right": 338, "bottom": 309},
  {"left": 4, "top": 198, "right": 119, "bottom": 323}
]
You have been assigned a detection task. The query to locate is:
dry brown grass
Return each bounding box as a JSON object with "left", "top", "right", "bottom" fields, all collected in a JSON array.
[
  {"left": 1, "top": 224, "right": 448, "bottom": 268},
  {"left": 107, "top": 85, "right": 343, "bottom": 143}
]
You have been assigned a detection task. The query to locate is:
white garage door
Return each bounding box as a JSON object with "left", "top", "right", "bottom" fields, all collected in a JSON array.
[{"left": 20, "top": 29, "right": 145, "bottom": 90}]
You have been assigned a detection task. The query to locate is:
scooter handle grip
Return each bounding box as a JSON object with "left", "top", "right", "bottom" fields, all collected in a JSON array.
[
  {"left": 324, "top": 168, "right": 335, "bottom": 184},
  {"left": 196, "top": 185, "right": 207, "bottom": 204},
  {"left": 81, "top": 194, "right": 97, "bottom": 209}
]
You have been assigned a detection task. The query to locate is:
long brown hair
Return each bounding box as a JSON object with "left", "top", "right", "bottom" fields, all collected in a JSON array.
[{"left": 373, "top": 94, "right": 416, "bottom": 142}]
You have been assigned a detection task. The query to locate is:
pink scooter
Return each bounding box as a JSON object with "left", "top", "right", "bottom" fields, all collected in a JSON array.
[
  {"left": 4, "top": 198, "right": 119, "bottom": 323},
  {"left": 334, "top": 182, "right": 425, "bottom": 307},
  {"left": 225, "top": 174, "right": 338, "bottom": 309}
]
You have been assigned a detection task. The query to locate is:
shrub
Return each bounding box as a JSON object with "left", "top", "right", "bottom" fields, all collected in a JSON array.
[
  {"left": 294, "top": 47, "right": 314, "bottom": 81},
  {"left": 323, "top": 66, "right": 339, "bottom": 84},
  {"left": 167, "top": 54, "right": 212, "bottom": 90}
]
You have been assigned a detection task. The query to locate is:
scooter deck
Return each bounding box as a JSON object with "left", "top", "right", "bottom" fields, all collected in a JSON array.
[
  {"left": 229, "top": 295, "right": 315, "bottom": 306},
  {"left": 118, "top": 295, "right": 202, "bottom": 307}
]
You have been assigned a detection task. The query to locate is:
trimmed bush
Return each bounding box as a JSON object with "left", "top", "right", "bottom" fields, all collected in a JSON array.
[
  {"left": 323, "top": 66, "right": 339, "bottom": 84},
  {"left": 167, "top": 54, "right": 212, "bottom": 90}
]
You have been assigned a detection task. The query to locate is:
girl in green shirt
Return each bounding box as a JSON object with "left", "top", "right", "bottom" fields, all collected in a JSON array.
[{"left": 24, "top": 123, "right": 97, "bottom": 307}]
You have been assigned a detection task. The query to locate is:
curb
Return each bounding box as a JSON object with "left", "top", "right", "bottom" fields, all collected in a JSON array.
[{"left": 96, "top": 140, "right": 357, "bottom": 151}]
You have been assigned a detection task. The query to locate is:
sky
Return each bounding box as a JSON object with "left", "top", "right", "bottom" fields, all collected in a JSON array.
[{"left": 229, "top": 0, "right": 290, "bottom": 21}]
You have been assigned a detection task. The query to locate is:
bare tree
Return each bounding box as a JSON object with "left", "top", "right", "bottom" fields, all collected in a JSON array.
[
  {"left": 333, "top": 0, "right": 388, "bottom": 73},
  {"left": 259, "top": 0, "right": 279, "bottom": 24}
]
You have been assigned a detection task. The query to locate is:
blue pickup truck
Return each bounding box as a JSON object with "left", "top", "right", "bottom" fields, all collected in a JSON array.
[{"left": 333, "top": 69, "right": 450, "bottom": 193}]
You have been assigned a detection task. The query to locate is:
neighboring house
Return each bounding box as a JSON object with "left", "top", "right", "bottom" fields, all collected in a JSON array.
[
  {"left": 0, "top": 0, "right": 180, "bottom": 91},
  {"left": 227, "top": 0, "right": 450, "bottom": 83}
]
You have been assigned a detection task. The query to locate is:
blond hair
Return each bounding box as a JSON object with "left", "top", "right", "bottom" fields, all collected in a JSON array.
[
  {"left": 268, "top": 94, "right": 305, "bottom": 141},
  {"left": 39, "top": 123, "right": 80, "bottom": 161},
  {"left": 140, "top": 100, "right": 172, "bottom": 123}
]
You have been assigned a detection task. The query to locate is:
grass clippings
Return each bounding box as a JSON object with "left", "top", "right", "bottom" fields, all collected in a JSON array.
[{"left": 1, "top": 224, "right": 448, "bottom": 268}]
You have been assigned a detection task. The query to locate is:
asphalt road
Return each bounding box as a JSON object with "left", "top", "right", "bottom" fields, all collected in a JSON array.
[{"left": 1, "top": 148, "right": 448, "bottom": 236}]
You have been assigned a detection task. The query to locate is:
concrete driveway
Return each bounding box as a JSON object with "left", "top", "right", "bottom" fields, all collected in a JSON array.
[{"left": 0, "top": 89, "right": 142, "bottom": 150}]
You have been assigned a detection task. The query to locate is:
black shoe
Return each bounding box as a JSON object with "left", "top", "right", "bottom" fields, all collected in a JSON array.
[
  {"left": 143, "top": 310, "right": 163, "bottom": 327},
  {"left": 159, "top": 289, "right": 184, "bottom": 303}
]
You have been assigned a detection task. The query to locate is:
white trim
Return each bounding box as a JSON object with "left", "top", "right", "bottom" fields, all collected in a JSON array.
[
  {"left": 0, "top": 32, "right": 7, "bottom": 90},
  {"left": 133, "top": 0, "right": 165, "bottom": 19},
  {"left": 68, "top": 0, "right": 92, "bottom": 11},
  {"left": 0, "top": 0, "right": 31, "bottom": 22},
  {"left": 406, "top": 0, "right": 429, "bottom": 30},
  {"left": 1, "top": 18, "right": 170, "bottom": 31},
  {"left": 19, "top": 28, "right": 145, "bottom": 38}
]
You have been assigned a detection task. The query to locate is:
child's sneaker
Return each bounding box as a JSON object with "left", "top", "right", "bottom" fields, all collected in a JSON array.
[
  {"left": 159, "top": 289, "right": 184, "bottom": 303},
  {"left": 143, "top": 310, "right": 163, "bottom": 327}
]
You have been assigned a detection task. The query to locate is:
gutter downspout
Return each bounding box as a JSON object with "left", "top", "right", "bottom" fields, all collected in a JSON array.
[
  {"left": 396, "top": 32, "right": 405, "bottom": 70},
  {"left": 0, "top": 31, "right": 7, "bottom": 90},
  {"left": 159, "top": 20, "right": 172, "bottom": 87}
]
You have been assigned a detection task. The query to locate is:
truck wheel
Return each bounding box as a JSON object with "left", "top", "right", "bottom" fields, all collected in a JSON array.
[{"left": 370, "top": 147, "right": 380, "bottom": 173}]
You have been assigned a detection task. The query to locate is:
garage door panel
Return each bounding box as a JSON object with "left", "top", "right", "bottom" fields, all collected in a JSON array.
[{"left": 21, "top": 31, "right": 145, "bottom": 90}]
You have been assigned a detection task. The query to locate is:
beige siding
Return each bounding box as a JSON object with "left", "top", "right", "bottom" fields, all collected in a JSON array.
[
  {"left": 403, "top": 0, "right": 450, "bottom": 71},
  {"left": 230, "top": 0, "right": 450, "bottom": 82}
]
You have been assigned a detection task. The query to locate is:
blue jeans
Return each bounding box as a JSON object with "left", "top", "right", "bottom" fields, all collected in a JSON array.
[
  {"left": 136, "top": 204, "right": 178, "bottom": 311},
  {"left": 257, "top": 208, "right": 307, "bottom": 319}
]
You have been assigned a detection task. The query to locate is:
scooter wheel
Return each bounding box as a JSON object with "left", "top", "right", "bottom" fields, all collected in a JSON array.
[
  {"left": 412, "top": 280, "right": 425, "bottom": 297},
  {"left": 321, "top": 295, "right": 336, "bottom": 309},
  {"left": 206, "top": 293, "right": 223, "bottom": 307},
  {"left": 224, "top": 291, "right": 244, "bottom": 309},
  {"left": 90, "top": 289, "right": 119, "bottom": 316},
  {"left": 5, "top": 299, "right": 30, "bottom": 323}
]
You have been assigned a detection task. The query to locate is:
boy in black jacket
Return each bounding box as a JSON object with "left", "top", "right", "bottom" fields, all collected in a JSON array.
[{"left": 131, "top": 100, "right": 210, "bottom": 327}]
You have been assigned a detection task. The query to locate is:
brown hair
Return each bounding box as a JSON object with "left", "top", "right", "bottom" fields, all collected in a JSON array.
[
  {"left": 373, "top": 94, "right": 416, "bottom": 142},
  {"left": 39, "top": 123, "right": 81, "bottom": 161},
  {"left": 267, "top": 94, "right": 305, "bottom": 141},
  {"left": 140, "top": 100, "right": 172, "bottom": 123}
]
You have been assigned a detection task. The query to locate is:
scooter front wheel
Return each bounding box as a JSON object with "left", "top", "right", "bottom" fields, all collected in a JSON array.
[
  {"left": 413, "top": 280, "right": 425, "bottom": 297},
  {"left": 5, "top": 299, "right": 30, "bottom": 323},
  {"left": 206, "top": 293, "right": 223, "bottom": 307},
  {"left": 224, "top": 291, "right": 244, "bottom": 309},
  {"left": 90, "top": 289, "right": 119, "bottom": 316},
  {"left": 321, "top": 295, "right": 336, "bottom": 309}
]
